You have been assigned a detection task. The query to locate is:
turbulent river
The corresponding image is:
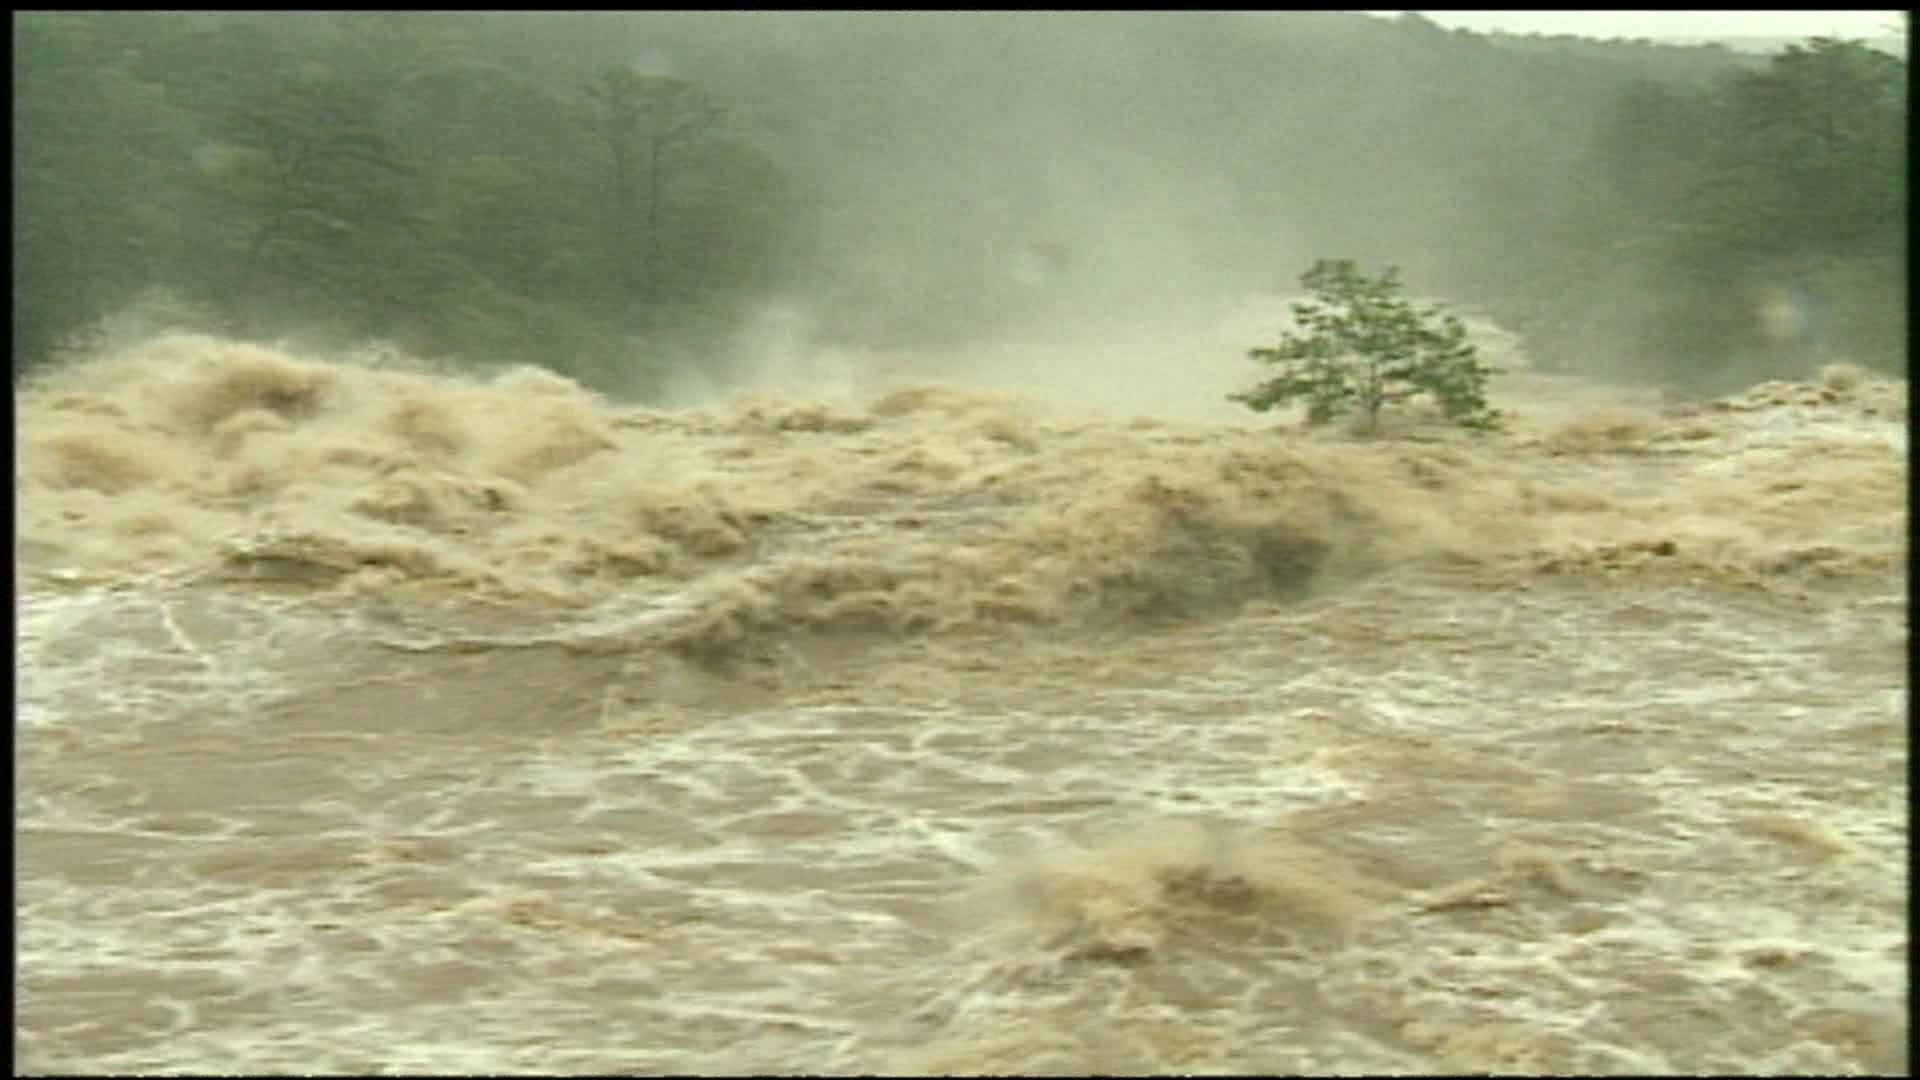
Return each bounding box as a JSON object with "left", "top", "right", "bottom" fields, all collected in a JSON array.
[{"left": 15, "top": 313, "right": 1908, "bottom": 1074}]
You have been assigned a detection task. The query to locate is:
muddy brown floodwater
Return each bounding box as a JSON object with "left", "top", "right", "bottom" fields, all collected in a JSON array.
[{"left": 16, "top": 325, "right": 1908, "bottom": 1074}]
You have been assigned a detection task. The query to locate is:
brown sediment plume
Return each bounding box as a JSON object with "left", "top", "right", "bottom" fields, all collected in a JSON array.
[
  {"left": 1700, "top": 366, "right": 1907, "bottom": 419},
  {"left": 1540, "top": 407, "right": 1659, "bottom": 456},
  {"left": 965, "top": 819, "right": 1387, "bottom": 964},
  {"left": 17, "top": 332, "right": 1907, "bottom": 655}
]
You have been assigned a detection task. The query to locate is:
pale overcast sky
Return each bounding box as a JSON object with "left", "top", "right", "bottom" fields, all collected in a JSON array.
[{"left": 1362, "top": 10, "right": 1902, "bottom": 40}]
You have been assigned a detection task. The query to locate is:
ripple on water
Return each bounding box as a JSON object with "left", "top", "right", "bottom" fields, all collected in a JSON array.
[{"left": 15, "top": 564, "right": 1909, "bottom": 1075}]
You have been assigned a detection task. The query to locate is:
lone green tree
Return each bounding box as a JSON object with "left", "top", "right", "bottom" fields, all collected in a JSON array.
[{"left": 1231, "top": 259, "right": 1500, "bottom": 433}]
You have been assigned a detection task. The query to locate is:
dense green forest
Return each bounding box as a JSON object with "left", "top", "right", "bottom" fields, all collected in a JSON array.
[{"left": 14, "top": 12, "right": 1907, "bottom": 398}]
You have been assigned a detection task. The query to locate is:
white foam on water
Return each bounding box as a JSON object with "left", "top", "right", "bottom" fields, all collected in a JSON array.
[{"left": 16, "top": 335, "right": 1908, "bottom": 1074}]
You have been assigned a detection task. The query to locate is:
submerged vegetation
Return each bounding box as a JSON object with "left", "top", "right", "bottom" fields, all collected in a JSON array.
[{"left": 13, "top": 13, "right": 1907, "bottom": 398}]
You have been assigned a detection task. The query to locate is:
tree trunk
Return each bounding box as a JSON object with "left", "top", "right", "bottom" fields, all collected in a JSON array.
[
  {"left": 612, "top": 133, "right": 638, "bottom": 301},
  {"left": 646, "top": 136, "right": 664, "bottom": 320}
]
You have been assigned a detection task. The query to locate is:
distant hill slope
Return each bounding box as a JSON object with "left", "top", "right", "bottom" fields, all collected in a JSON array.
[{"left": 1666, "top": 32, "right": 1908, "bottom": 56}]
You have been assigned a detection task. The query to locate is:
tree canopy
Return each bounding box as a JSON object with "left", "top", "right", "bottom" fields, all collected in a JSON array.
[{"left": 13, "top": 13, "right": 1906, "bottom": 395}]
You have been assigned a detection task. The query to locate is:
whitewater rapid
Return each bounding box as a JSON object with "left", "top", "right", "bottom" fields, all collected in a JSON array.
[{"left": 16, "top": 324, "right": 1908, "bottom": 1073}]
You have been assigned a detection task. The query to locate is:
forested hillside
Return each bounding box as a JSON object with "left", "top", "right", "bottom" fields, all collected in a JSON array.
[{"left": 14, "top": 12, "right": 1906, "bottom": 397}]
